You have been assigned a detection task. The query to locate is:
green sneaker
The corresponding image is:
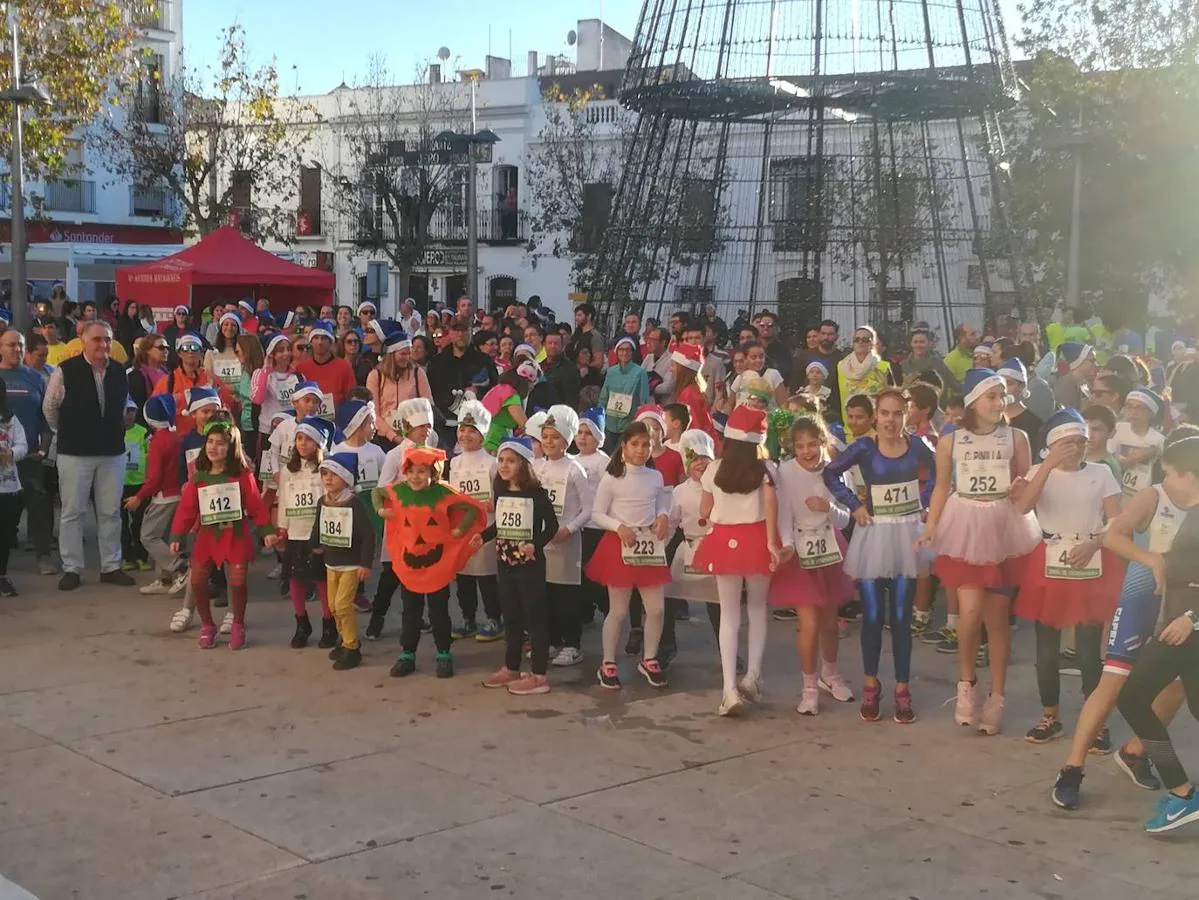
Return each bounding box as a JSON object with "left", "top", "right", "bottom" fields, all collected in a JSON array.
[
  {"left": 935, "top": 627, "right": 959, "bottom": 654},
  {"left": 435, "top": 652, "right": 455, "bottom": 679}
]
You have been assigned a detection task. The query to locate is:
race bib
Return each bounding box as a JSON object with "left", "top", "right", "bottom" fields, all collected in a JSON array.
[
  {"left": 848, "top": 465, "right": 867, "bottom": 503},
  {"left": 606, "top": 391, "right": 633, "bottom": 419},
  {"left": 958, "top": 458, "right": 1011, "bottom": 500},
  {"left": 198, "top": 482, "right": 242, "bottom": 526},
  {"left": 496, "top": 496, "right": 534, "bottom": 540},
  {"left": 276, "top": 382, "right": 297, "bottom": 407},
  {"left": 1044, "top": 535, "right": 1102, "bottom": 580},
  {"left": 214, "top": 358, "right": 243, "bottom": 385},
  {"left": 284, "top": 473, "right": 321, "bottom": 518},
  {"left": 319, "top": 392, "right": 336, "bottom": 420},
  {"left": 259, "top": 449, "right": 278, "bottom": 479},
  {"left": 356, "top": 456, "right": 380, "bottom": 491},
  {"left": 871, "top": 480, "right": 920, "bottom": 517},
  {"left": 1122, "top": 464, "right": 1151, "bottom": 496},
  {"left": 124, "top": 441, "right": 142, "bottom": 473},
  {"left": 680, "top": 537, "right": 705, "bottom": 579},
  {"left": 455, "top": 467, "right": 492, "bottom": 502},
  {"left": 621, "top": 529, "right": 666, "bottom": 567},
  {"left": 542, "top": 469, "right": 568, "bottom": 517},
  {"left": 319, "top": 505, "right": 353, "bottom": 548},
  {"left": 795, "top": 522, "right": 843, "bottom": 569},
  {"left": 185, "top": 446, "right": 202, "bottom": 477}
]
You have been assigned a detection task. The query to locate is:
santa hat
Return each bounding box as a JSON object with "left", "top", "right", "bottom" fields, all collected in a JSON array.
[
  {"left": 357, "top": 301, "right": 377, "bottom": 315},
  {"left": 383, "top": 330, "right": 412, "bottom": 354},
  {"left": 336, "top": 399, "right": 375, "bottom": 438},
  {"left": 670, "top": 343, "right": 703, "bottom": 372},
  {"left": 1040, "top": 407, "right": 1088, "bottom": 455},
  {"left": 805, "top": 360, "right": 829, "bottom": 378},
  {"left": 218, "top": 311, "right": 242, "bottom": 330},
  {"left": 290, "top": 380, "right": 323, "bottom": 404},
  {"left": 525, "top": 410, "right": 548, "bottom": 442},
  {"left": 613, "top": 336, "right": 638, "bottom": 355},
  {"left": 402, "top": 445, "right": 446, "bottom": 472},
  {"left": 308, "top": 319, "right": 335, "bottom": 341},
  {"left": 499, "top": 435, "right": 536, "bottom": 463},
  {"left": 263, "top": 333, "right": 290, "bottom": 358},
  {"left": 320, "top": 451, "right": 358, "bottom": 488},
  {"left": 237, "top": 299, "right": 255, "bottom": 316},
  {"left": 513, "top": 343, "right": 537, "bottom": 361},
  {"left": 724, "top": 406, "right": 767, "bottom": 445},
  {"left": 172, "top": 304, "right": 190, "bottom": 316},
  {"left": 579, "top": 406, "right": 605, "bottom": 443},
  {"left": 175, "top": 331, "right": 204, "bottom": 352},
  {"left": 963, "top": 368, "right": 1006, "bottom": 407},
  {"left": 1125, "top": 388, "right": 1164, "bottom": 417},
  {"left": 143, "top": 394, "right": 176, "bottom": 431},
  {"left": 1057, "top": 342, "right": 1094, "bottom": 372},
  {"left": 515, "top": 360, "right": 541, "bottom": 383},
  {"left": 680, "top": 428, "right": 716, "bottom": 464},
  {"left": 972, "top": 342, "right": 993, "bottom": 361},
  {"left": 542, "top": 404, "right": 580, "bottom": 446},
  {"left": 395, "top": 397, "right": 434, "bottom": 431},
  {"left": 457, "top": 399, "right": 492, "bottom": 435},
  {"left": 296, "top": 415, "right": 335, "bottom": 450},
  {"left": 185, "top": 386, "right": 222, "bottom": 414},
  {"left": 634, "top": 404, "right": 666, "bottom": 433},
  {"left": 366, "top": 318, "right": 388, "bottom": 343},
  {"left": 996, "top": 357, "right": 1029, "bottom": 401}
]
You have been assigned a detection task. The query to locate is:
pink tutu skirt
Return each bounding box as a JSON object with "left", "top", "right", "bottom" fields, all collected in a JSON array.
[
  {"left": 769, "top": 531, "right": 853, "bottom": 608},
  {"left": 692, "top": 522, "right": 774, "bottom": 577},
  {"left": 935, "top": 495, "right": 1040, "bottom": 565}
]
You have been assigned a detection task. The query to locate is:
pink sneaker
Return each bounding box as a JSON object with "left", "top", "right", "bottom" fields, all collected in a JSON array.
[
  {"left": 507, "top": 674, "right": 550, "bottom": 696},
  {"left": 197, "top": 624, "right": 217, "bottom": 650},
  {"left": 482, "top": 667, "right": 521, "bottom": 689},
  {"left": 978, "top": 693, "right": 1005, "bottom": 736},
  {"left": 954, "top": 680, "right": 977, "bottom": 727},
  {"left": 818, "top": 672, "right": 855, "bottom": 703},
  {"left": 228, "top": 622, "right": 246, "bottom": 651}
]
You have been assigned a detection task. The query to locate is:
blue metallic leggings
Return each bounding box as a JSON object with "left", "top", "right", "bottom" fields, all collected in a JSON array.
[{"left": 859, "top": 577, "right": 916, "bottom": 683}]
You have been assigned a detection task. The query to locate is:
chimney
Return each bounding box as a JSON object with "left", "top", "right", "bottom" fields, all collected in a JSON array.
[
  {"left": 528, "top": 50, "right": 538, "bottom": 76},
  {"left": 428, "top": 63, "right": 441, "bottom": 84}
]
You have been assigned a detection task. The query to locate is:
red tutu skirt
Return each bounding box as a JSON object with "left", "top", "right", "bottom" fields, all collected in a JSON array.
[
  {"left": 1014, "top": 544, "right": 1125, "bottom": 628},
  {"left": 583, "top": 531, "right": 672, "bottom": 589},
  {"left": 691, "top": 522, "right": 774, "bottom": 577},
  {"left": 933, "top": 554, "right": 1029, "bottom": 590},
  {"left": 768, "top": 531, "right": 853, "bottom": 608}
]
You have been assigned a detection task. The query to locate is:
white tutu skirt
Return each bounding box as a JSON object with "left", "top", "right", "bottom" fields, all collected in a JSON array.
[
  {"left": 844, "top": 518, "right": 924, "bottom": 580},
  {"left": 935, "top": 495, "right": 1040, "bottom": 565}
]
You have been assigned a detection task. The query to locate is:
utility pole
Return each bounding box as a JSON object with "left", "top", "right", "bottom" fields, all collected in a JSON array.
[{"left": 8, "top": 2, "right": 27, "bottom": 332}]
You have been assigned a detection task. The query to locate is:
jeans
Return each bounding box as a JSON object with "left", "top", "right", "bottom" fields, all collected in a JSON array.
[
  {"left": 57, "top": 453, "right": 124, "bottom": 575},
  {"left": 16, "top": 458, "right": 53, "bottom": 557}
]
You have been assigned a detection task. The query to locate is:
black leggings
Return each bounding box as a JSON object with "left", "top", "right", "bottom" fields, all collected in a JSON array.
[
  {"left": 456, "top": 573, "right": 502, "bottom": 623},
  {"left": 120, "top": 484, "right": 149, "bottom": 564},
  {"left": 0, "top": 492, "right": 20, "bottom": 575},
  {"left": 399, "top": 584, "right": 452, "bottom": 654},
  {"left": 1035, "top": 622, "right": 1103, "bottom": 708},
  {"left": 501, "top": 565, "right": 549, "bottom": 675},
  {"left": 1117, "top": 637, "right": 1199, "bottom": 792},
  {"left": 548, "top": 580, "right": 584, "bottom": 650}
]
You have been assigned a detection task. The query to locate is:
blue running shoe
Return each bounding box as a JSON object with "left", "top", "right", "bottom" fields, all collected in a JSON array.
[
  {"left": 1145, "top": 791, "right": 1199, "bottom": 834},
  {"left": 1052, "top": 766, "right": 1083, "bottom": 811},
  {"left": 1115, "top": 747, "right": 1162, "bottom": 791},
  {"left": 475, "top": 619, "right": 504, "bottom": 642}
]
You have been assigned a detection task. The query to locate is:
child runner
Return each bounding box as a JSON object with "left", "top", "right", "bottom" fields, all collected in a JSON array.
[
  {"left": 276, "top": 415, "right": 335, "bottom": 649},
  {"left": 480, "top": 436, "right": 560, "bottom": 694},
  {"left": 262, "top": 380, "right": 324, "bottom": 491},
  {"left": 311, "top": 451, "right": 376, "bottom": 670},
  {"left": 132, "top": 395, "right": 189, "bottom": 606},
  {"left": 826, "top": 389, "right": 936, "bottom": 723},
  {"left": 662, "top": 403, "right": 689, "bottom": 455},
  {"left": 1112, "top": 388, "right": 1166, "bottom": 497},
  {"left": 445, "top": 400, "right": 504, "bottom": 642},
  {"left": 669, "top": 343, "right": 716, "bottom": 441},
  {"left": 375, "top": 446, "right": 484, "bottom": 679},
  {"left": 169, "top": 421, "right": 276, "bottom": 649},
  {"left": 772, "top": 415, "right": 856, "bottom": 715},
  {"left": 692, "top": 406, "right": 782, "bottom": 716},
  {"left": 998, "top": 358, "right": 1044, "bottom": 458},
  {"left": 575, "top": 407, "right": 610, "bottom": 626},
  {"left": 332, "top": 398, "right": 385, "bottom": 613},
  {"left": 391, "top": 397, "right": 440, "bottom": 458},
  {"left": 1012, "top": 409, "right": 1123, "bottom": 743},
  {"left": 921, "top": 368, "right": 1041, "bottom": 735},
  {"left": 666, "top": 428, "right": 719, "bottom": 634},
  {"left": 1051, "top": 429, "right": 1199, "bottom": 810},
  {"left": 0, "top": 381, "right": 26, "bottom": 596},
  {"left": 536, "top": 405, "right": 591, "bottom": 666},
  {"left": 250, "top": 333, "right": 300, "bottom": 470},
  {"left": 906, "top": 383, "right": 942, "bottom": 637},
  {"left": 799, "top": 361, "right": 833, "bottom": 413},
  {"left": 1082, "top": 404, "right": 1121, "bottom": 481},
  {"left": 121, "top": 401, "right": 151, "bottom": 571},
  {"left": 586, "top": 421, "right": 672, "bottom": 690}
]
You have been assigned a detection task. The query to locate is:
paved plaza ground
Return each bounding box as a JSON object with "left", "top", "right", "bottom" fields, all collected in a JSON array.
[{"left": 0, "top": 551, "right": 1197, "bottom": 900}]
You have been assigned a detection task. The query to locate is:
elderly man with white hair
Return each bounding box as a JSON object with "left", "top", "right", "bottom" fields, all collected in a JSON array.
[{"left": 42, "top": 320, "right": 136, "bottom": 590}]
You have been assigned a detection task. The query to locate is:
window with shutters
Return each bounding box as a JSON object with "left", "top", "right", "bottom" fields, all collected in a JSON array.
[
  {"left": 298, "top": 166, "right": 322, "bottom": 236},
  {"left": 135, "top": 54, "right": 164, "bottom": 124},
  {"left": 574, "top": 181, "right": 614, "bottom": 253},
  {"left": 769, "top": 157, "right": 826, "bottom": 252}
]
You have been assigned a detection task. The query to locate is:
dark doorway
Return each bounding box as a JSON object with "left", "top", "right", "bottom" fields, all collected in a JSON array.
[
  {"left": 444, "top": 274, "right": 467, "bottom": 305},
  {"left": 407, "top": 274, "right": 430, "bottom": 313}
]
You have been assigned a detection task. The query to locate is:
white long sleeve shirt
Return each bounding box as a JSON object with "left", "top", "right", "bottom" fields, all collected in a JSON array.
[
  {"left": 534, "top": 454, "right": 592, "bottom": 535},
  {"left": 775, "top": 457, "right": 850, "bottom": 548},
  {"left": 591, "top": 463, "right": 668, "bottom": 532},
  {"left": 0, "top": 418, "right": 28, "bottom": 494}
]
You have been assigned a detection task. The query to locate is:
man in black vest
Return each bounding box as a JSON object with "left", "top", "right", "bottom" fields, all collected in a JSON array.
[{"left": 42, "top": 321, "right": 136, "bottom": 590}]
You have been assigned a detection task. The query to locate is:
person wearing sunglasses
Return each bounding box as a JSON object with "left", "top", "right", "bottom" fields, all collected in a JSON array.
[
  {"left": 152, "top": 332, "right": 233, "bottom": 435},
  {"left": 129, "top": 335, "right": 170, "bottom": 428},
  {"left": 835, "top": 326, "right": 895, "bottom": 425}
]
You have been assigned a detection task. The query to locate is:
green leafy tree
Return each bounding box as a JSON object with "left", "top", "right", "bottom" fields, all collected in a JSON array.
[{"left": 1012, "top": 0, "right": 1199, "bottom": 326}]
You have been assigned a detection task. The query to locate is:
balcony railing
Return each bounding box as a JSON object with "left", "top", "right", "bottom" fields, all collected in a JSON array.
[
  {"left": 133, "top": 1, "right": 169, "bottom": 30},
  {"left": 345, "top": 206, "right": 525, "bottom": 247},
  {"left": 131, "top": 185, "right": 168, "bottom": 217},
  {"left": 135, "top": 91, "right": 163, "bottom": 124},
  {"left": 42, "top": 179, "right": 96, "bottom": 214}
]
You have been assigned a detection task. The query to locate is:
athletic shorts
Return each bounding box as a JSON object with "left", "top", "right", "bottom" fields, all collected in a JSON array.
[{"left": 1104, "top": 562, "right": 1161, "bottom": 676}]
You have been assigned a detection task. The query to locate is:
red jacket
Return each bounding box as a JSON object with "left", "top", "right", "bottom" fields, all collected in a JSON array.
[
  {"left": 135, "top": 429, "right": 182, "bottom": 503},
  {"left": 169, "top": 470, "right": 272, "bottom": 567}
]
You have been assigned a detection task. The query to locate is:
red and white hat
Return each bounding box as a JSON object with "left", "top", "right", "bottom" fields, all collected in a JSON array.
[
  {"left": 724, "top": 406, "right": 767, "bottom": 445},
  {"left": 634, "top": 404, "right": 666, "bottom": 432},
  {"left": 670, "top": 342, "right": 703, "bottom": 372}
]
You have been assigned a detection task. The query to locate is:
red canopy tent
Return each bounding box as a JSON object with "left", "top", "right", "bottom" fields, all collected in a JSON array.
[{"left": 115, "top": 227, "right": 334, "bottom": 315}]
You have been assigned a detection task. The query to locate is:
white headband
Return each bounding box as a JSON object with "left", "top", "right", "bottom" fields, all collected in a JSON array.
[{"left": 1126, "top": 389, "right": 1161, "bottom": 415}]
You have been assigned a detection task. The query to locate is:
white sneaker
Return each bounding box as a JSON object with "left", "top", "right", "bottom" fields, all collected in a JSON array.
[
  {"left": 718, "top": 690, "right": 746, "bottom": 717},
  {"left": 37, "top": 555, "right": 59, "bottom": 576},
  {"left": 267, "top": 562, "right": 283, "bottom": 579},
  {"left": 818, "top": 672, "right": 856, "bottom": 703},
  {"left": 737, "top": 673, "right": 763, "bottom": 702},
  {"left": 219, "top": 611, "right": 234, "bottom": 635},
  {"left": 168, "top": 570, "right": 189, "bottom": 596},
  {"left": 955, "top": 680, "right": 978, "bottom": 727},
  {"left": 551, "top": 647, "right": 583, "bottom": 667},
  {"left": 139, "top": 578, "right": 172, "bottom": 595},
  {"left": 796, "top": 686, "right": 820, "bottom": 716},
  {"left": 168, "top": 607, "right": 194, "bottom": 633}
]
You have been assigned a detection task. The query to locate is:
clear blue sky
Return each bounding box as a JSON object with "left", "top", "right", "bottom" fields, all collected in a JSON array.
[{"left": 184, "top": 0, "right": 1026, "bottom": 94}]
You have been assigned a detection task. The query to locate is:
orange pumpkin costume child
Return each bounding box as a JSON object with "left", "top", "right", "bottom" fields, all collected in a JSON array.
[{"left": 372, "top": 446, "right": 486, "bottom": 678}]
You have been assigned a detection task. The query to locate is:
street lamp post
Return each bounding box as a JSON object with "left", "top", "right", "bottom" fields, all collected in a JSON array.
[{"left": 465, "top": 73, "right": 479, "bottom": 306}]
